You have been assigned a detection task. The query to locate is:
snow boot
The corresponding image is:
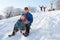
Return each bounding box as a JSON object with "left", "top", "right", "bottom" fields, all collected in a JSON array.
[
  {"left": 23, "top": 32, "right": 29, "bottom": 37},
  {"left": 8, "top": 32, "right": 15, "bottom": 37},
  {"left": 8, "top": 34, "right": 15, "bottom": 37}
]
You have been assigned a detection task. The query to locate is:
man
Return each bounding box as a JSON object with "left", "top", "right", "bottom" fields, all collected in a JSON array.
[
  {"left": 8, "top": 7, "right": 33, "bottom": 37},
  {"left": 42, "top": 6, "right": 46, "bottom": 12},
  {"left": 39, "top": 6, "right": 43, "bottom": 11},
  {"left": 22, "top": 7, "right": 33, "bottom": 37}
]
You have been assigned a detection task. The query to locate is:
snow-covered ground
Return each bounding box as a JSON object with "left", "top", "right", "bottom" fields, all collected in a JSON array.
[{"left": 0, "top": 10, "right": 60, "bottom": 40}]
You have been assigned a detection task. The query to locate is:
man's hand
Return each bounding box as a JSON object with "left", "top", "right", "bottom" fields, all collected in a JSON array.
[{"left": 24, "top": 20, "right": 30, "bottom": 24}]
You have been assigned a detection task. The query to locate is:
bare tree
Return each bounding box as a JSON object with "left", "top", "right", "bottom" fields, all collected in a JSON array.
[
  {"left": 4, "top": 7, "right": 15, "bottom": 18},
  {"left": 4, "top": 7, "right": 22, "bottom": 18},
  {"left": 56, "top": 0, "right": 60, "bottom": 10}
]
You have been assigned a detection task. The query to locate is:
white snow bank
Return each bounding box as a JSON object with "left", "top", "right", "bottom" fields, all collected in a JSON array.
[{"left": 0, "top": 10, "right": 60, "bottom": 40}]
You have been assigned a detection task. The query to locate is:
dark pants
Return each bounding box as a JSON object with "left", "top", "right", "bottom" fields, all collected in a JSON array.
[
  {"left": 12, "top": 24, "right": 31, "bottom": 35},
  {"left": 25, "top": 24, "right": 30, "bottom": 33},
  {"left": 12, "top": 26, "right": 26, "bottom": 35},
  {"left": 12, "top": 26, "right": 19, "bottom": 35}
]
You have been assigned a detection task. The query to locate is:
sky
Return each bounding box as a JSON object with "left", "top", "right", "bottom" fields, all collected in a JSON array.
[{"left": 0, "top": 0, "right": 56, "bottom": 11}]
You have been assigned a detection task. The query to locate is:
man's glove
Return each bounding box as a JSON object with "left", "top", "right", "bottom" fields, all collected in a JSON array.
[{"left": 24, "top": 20, "right": 30, "bottom": 24}]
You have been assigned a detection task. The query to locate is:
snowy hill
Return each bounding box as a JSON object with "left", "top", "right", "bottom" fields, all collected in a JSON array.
[{"left": 0, "top": 10, "right": 60, "bottom": 40}]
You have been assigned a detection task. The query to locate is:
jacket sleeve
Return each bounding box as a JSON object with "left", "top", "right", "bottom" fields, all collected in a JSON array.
[{"left": 28, "top": 14, "right": 33, "bottom": 25}]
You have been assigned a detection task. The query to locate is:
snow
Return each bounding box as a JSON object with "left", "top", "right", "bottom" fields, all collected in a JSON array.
[
  {"left": 0, "top": 10, "right": 60, "bottom": 40},
  {"left": 0, "top": 11, "right": 6, "bottom": 19}
]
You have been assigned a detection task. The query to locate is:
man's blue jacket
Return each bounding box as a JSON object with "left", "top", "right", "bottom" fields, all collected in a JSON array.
[{"left": 23, "top": 12, "right": 33, "bottom": 25}]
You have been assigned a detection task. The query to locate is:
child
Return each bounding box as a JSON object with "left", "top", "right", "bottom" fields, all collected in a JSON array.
[
  {"left": 15, "top": 16, "right": 27, "bottom": 30},
  {"left": 8, "top": 15, "right": 28, "bottom": 37}
]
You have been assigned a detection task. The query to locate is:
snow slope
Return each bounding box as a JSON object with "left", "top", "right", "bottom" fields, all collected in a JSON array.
[{"left": 0, "top": 10, "right": 60, "bottom": 40}]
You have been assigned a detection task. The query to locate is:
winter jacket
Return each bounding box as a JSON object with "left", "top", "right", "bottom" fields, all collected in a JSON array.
[
  {"left": 15, "top": 20, "right": 25, "bottom": 30},
  {"left": 22, "top": 12, "right": 33, "bottom": 25}
]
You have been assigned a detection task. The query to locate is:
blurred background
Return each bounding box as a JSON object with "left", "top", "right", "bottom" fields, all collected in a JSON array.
[{"left": 0, "top": 0, "right": 60, "bottom": 20}]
